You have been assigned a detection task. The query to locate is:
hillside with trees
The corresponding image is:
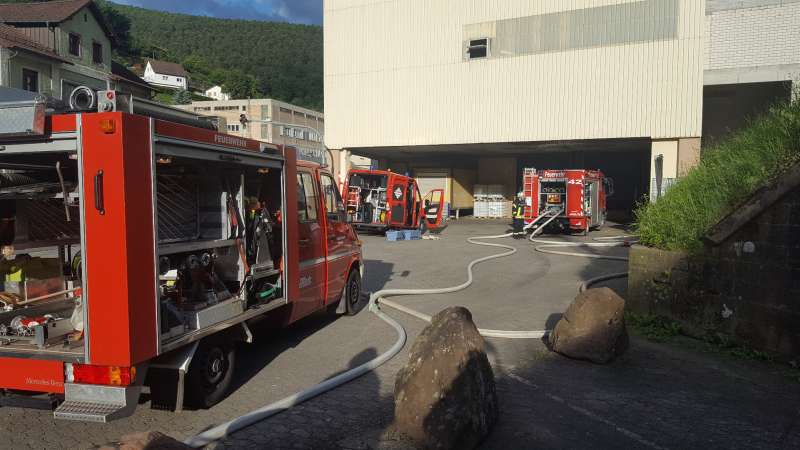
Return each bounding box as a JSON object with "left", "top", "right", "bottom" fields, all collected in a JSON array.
[{"left": 0, "top": 0, "right": 323, "bottom": 110}]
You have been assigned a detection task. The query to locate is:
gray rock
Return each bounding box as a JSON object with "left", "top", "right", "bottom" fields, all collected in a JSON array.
[
  {"left": 100, "top": 431, "right": 190, "bottom": 450},
  {"left": 549, "top": 287, "right": 629, "bottom": 364},
  {"left": 394, "top": 306, "right": 498, "bottom": 450}
]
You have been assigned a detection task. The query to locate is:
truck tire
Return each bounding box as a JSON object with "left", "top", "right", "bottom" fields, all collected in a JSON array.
[
  {"left": 185, "top": 338, "right": 236, "bottom": 409},
  {"left": 344, "top": 269, "right": 363, "bottom": 316}
]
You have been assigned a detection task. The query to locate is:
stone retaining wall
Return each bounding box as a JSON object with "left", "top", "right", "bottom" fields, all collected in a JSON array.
[{"left": 627, "top": 185, "right": 800, "bottom": 357}]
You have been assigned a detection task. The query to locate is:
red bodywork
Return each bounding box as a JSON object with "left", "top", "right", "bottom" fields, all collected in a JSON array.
[
  {"left": 523, "top": 169, "right": 611, "bottom": 233},
  {"left": 344, "top": 169, "right": 446, "bottom": 232},
  {"left": 0, "top": 111, "right": 362, "bottom": 396}
]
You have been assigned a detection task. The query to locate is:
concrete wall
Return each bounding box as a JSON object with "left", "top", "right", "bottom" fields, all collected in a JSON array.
[
  {"left": 324, "top": 0, "right": 704, "bottom": 149},
  {"left": 628, "top": 183, "right": 800, "bottom": 356}
]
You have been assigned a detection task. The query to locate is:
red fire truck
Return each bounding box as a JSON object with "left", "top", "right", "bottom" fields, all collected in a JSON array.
[
  {"left": 0, "top": 87, "right": 363, "bottom": 421},
  {"left": 344, "top": 169, "right": 446, "bottom": 233},
  {"left": 523, "top": 168, "right": 614, "bottom": 235}
]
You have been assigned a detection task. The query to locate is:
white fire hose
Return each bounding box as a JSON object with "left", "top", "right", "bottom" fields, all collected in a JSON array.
[{"left": 185, "top": 231, "right": 634, "bottom": 447}]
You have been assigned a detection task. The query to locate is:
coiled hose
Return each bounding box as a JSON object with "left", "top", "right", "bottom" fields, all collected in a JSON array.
[{"left": 185, "top": 230, "right": 633, "bottom": 447}]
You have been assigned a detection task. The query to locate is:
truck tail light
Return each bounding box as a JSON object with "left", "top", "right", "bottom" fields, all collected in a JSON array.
[
  {"left": 99, "top": 119, "right": 116, "bottom": 134},
  {"left": 69, "top": 364, "right": 136, "bottom": 386}
]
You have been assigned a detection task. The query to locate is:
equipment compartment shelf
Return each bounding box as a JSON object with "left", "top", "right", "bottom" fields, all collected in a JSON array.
[{"left": 157, "top": 238, "right": 237, "bottom": 256}]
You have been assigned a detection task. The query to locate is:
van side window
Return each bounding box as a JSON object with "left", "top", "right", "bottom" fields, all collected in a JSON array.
[
  {"left": 320, "top": 173, "right": 344, "bottom": 218},
  {"left": 297, "top": 172, "right": 319, "bottom": 222}
]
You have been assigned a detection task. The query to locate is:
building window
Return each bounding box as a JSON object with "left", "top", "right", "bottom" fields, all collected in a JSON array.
[
  {"left": 227, "top": 124, "right": 241, "bottom": 132},
  {"left": 68, "top": 33, "right": 81, "bottom": 57},
  {"left": 466, "top": 38, "right": 489, "bottom": 59},
  {"left": 214, "top": 106, "right": 240, "bottom": 111},
  {"left": 92, "top": 42, "right": 103, "bottom": 64},
  {"left": 22, "top": 68, "right": 38, "bottom": 92},
  {"left": 177, "top": 77, "right": 182, "bottom": 82},
  {"left": 279, "top": 107, "right": 292, "bottom": 114},
  {"left": 162, "top": 75, "right": 168, "bottom": 80}
]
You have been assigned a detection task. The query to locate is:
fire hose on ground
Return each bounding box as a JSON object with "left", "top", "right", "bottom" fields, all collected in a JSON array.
[{"left": 184, "top": 231, "right": 636, "bottom": 447}]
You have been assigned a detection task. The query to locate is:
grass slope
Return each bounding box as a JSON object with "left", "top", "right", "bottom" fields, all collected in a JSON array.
[{"left": 635, "top": 98, "right": 800, "bottom": 252}]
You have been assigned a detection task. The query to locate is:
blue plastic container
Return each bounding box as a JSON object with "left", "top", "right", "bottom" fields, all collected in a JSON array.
[
  {"left": 386, "top": 230, "right": 403, "bottom": 241},
  {"left": 404, "top": 229, "right": 422, "bottom": 240}
]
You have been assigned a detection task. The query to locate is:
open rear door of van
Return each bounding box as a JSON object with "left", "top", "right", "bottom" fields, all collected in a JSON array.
[
  {"left": 387, "top": 177, "right": 408, "bottom": 228},
  {"left": 423, "top": 189, "right": 447, "bottom": 231}
]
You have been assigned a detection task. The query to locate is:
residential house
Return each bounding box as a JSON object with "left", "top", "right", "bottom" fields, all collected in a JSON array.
[
  {"left": 205, "top": 85, "right": 230, "bottom": 101},
  {"left": 0, "top": 0, "right": 152, "bottom": 100},
  {"left": 143, "top": 59, "right": 189, "bottom": 90}
]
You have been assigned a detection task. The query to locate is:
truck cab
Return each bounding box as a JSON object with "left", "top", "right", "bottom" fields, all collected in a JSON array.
[{"left": 0, "top": 87, "right": 363, "bottom": 421}]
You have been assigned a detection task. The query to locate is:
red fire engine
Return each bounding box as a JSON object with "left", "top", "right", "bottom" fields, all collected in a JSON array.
[
  {"left": 344, "top": 169, "right": 446, "bottom": 233},
  {"left": 523, "top": 168, "right": 614, "bottom": 235},
  {"left": 0, "top": 87, "right": 363, "bottom": 421}
]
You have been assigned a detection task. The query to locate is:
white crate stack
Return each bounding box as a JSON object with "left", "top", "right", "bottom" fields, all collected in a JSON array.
[{"left": 473, "top": 184, "right": 511, "bottom": 218}]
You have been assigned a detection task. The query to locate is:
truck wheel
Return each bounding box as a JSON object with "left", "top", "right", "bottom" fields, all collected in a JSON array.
[
  {"left": 344, "top": 269, "right": 363, "bottom": 316},
  {"left": 185, "top": 339, "right": 235, "bottom": 409}
]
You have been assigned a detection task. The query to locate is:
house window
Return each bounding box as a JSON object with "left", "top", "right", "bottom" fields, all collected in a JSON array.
[
  {"left": 69, "top": 33, "right": 81, "bottom": 57},
  {"left": 162, "top": 75, "right": 168, "bottom": 80},
  {"left": 92, "top": 42, "right": 103, "bottom": 64},
  {"left": 177, "top": 77, "right": 182, "bottom": 82},
  {"left": 467, "top": 38, "right": 490, "bottom": 59},
  {"left": 227, "top": 124, "right": 241, "bottom": 132},
  {"left": 22, "top": 69, "right": 38, "bottom": 92}
]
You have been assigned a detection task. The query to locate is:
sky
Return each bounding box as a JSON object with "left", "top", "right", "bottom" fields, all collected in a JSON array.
[{"left": 111, "top": 0, "right": 323, "bottom": 25}]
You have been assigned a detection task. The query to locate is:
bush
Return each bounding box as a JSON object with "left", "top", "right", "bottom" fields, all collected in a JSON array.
[{"left": 635, "top": 98, "right": 800, "bottom": 252}]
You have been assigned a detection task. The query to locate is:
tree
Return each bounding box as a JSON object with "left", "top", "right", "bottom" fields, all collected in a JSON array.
[
  {"left": 223, "top": 70, "right": 261, "bottom": 100},
  {"left": 96, "top": 0, "right": 134, "bottom": 55},
  {"left": 172, "top": 89, "right": 193, "bottom": 105},
  {"left": 183, "top": 55, "right": 210, "bottom": 77}
]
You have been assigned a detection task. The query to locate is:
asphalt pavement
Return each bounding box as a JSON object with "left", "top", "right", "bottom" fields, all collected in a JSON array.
[{"left": 0, "top": 219, "right": 797, "bottom": 450}]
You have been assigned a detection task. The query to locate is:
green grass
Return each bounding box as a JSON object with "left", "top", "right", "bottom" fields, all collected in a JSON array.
[{"left": 635, "top": 97, "right": 800, "bottom": 252}]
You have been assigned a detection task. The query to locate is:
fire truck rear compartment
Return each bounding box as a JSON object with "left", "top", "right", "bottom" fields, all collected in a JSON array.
[
  {"left": 0, "top": 152, "right": 84, "bottom": 358},
  {"left": 346, "top": 173, "right": 389, "bottom": 226},
  {"left": 154, "top": 156, "right": 284, "bottom": 345}
]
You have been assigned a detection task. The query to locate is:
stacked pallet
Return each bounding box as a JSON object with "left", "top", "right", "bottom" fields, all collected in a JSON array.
[{"left": 473, "top": 185, "right": 511, "bottom": 218}]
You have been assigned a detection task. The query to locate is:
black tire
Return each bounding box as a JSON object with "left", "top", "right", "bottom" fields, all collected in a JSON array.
[
  {"left": 344, "top": 268, "right": 363, "bottom": 316},
  {"left": 185, "top": 338, "right": 236, "bottom": 409}
]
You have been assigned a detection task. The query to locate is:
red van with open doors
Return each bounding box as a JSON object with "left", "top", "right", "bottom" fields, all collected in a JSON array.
[{"left": 344, "top": 169, "right": 446, "bottom": 233}]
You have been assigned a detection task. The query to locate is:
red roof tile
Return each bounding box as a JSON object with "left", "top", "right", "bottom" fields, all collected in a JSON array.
[{"left": 0, "top": 0, "right": 93, "bottom": 23}]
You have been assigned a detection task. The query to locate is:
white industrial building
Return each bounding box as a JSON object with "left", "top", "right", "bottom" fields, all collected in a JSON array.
[{"left": 324, "top": 0, "right": 799, "bottom": 216}]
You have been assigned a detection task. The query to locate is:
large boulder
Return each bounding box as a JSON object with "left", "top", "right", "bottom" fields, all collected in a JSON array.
[
  {"left": 100, "top": 431, "right": 190, "bottom": 450},
  {"left": 394, "top": 306, "right": 498, "bottom": 450},
  {"left": 549, "top": 287, "right": 629, "bottom": 364}
]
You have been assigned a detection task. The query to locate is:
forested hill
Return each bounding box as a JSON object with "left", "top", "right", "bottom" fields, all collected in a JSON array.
[{"left": 0, "top": 0, "right": 323, "bottom": 110}]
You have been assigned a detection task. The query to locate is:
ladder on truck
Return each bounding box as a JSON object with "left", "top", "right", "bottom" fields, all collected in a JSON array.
[{"left": 523, "top": 207, "right": 564, "bottom": 237}]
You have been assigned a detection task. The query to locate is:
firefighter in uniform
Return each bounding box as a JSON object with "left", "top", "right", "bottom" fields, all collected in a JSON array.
[{"left": 512, "top": 192, "right": 525, "bottom": 238}]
